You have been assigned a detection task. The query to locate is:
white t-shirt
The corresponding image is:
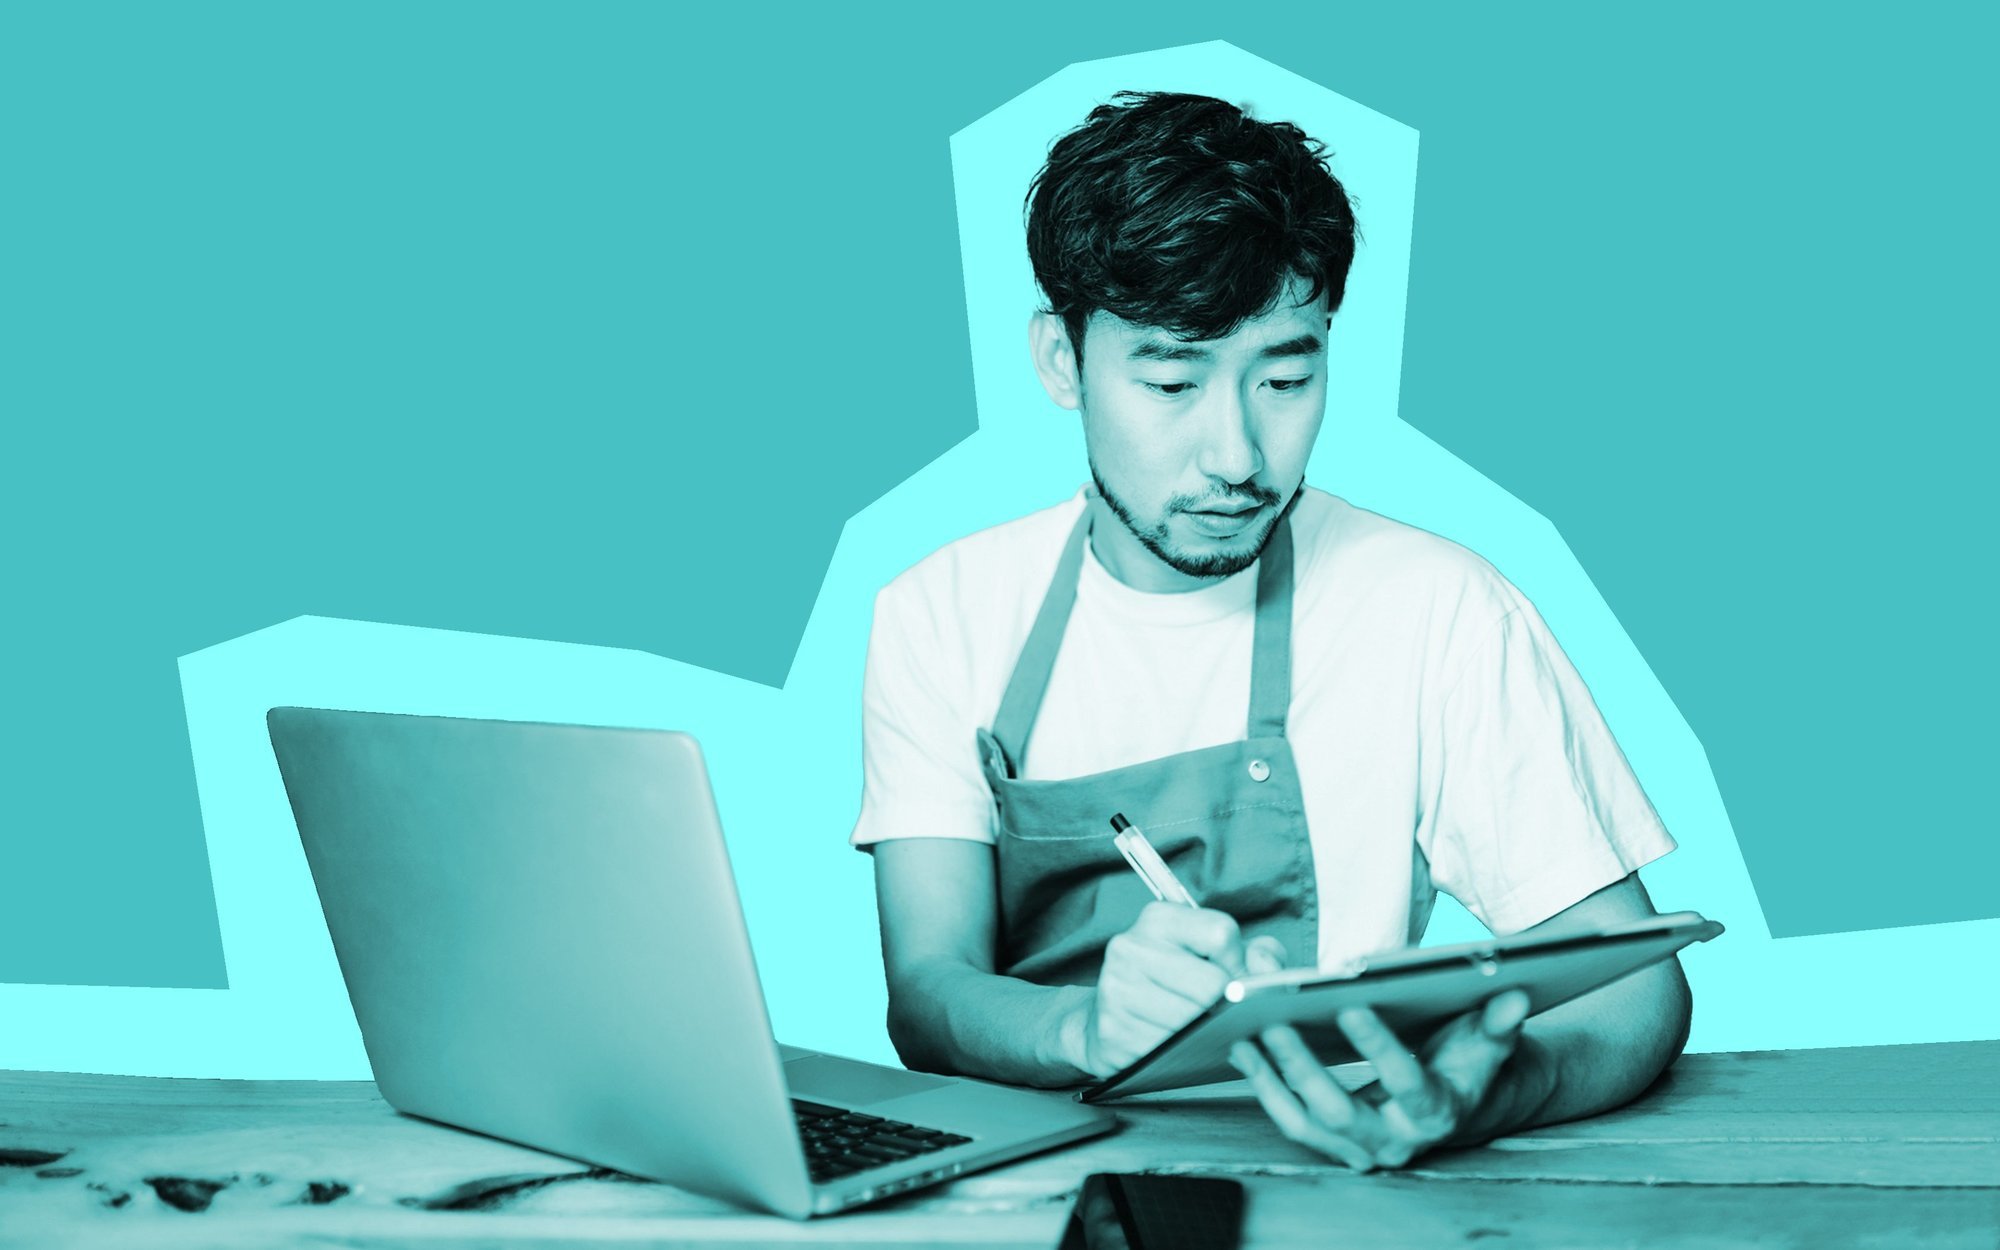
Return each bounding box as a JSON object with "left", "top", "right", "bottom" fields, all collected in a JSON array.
[{"left": 851, "top": 486, "right": 1676, "bottom": 967}]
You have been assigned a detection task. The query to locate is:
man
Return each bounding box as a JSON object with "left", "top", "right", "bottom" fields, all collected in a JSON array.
[{"left": 851, "top": 91, "right": 1690, "bottom": 1171}]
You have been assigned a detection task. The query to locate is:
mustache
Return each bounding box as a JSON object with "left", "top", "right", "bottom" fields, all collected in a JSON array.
[{"left": 1169, "top": 483, "right": 1283, "bottom": 512}]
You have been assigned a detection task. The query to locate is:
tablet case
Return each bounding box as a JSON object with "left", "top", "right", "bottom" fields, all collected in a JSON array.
[{"left": 1078, "top": 911, "right": 1723, "bottom": 1102}]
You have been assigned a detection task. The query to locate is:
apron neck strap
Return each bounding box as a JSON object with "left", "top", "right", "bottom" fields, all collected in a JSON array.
[
  {"left": 1245, "top": 505, "right": 1295, "bottom": 740},
  {"left": 990, "top": 497, "right": 1299, "bottom": 768},
  {"left": 990, "top": 508, "right": 1092, "bottom": 765}
]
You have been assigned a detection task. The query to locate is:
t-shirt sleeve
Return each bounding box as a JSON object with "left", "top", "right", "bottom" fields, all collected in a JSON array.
[
  {"left": 849, "top": 577, "right": 998, "bottom": 850},
  {"left": 1418, "top": 600, "right": 1677, "bottom": 934}
]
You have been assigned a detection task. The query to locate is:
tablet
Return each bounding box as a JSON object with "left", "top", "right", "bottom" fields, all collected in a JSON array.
[{"left": 1078, "top": 911, "right": 1723, "bottom": 1102}]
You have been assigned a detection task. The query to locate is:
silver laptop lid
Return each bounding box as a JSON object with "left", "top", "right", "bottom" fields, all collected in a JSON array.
[{"left": 267, "top": 707, "right": 815, "bottom": 1218}]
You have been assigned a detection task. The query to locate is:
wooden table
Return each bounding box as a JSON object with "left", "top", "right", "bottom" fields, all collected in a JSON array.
[{"left": 3, "top": 1041, "right": 1996, "bottom": 1248}]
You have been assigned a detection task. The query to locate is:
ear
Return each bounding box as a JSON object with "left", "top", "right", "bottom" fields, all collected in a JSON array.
[{"left": 1028, "top": 312, "right": 1082, "bottom": 411}]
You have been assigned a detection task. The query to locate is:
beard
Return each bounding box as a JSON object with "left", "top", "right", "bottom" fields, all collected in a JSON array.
[{"left": 1089, "top": 460, "right": 1287, "bottom": 580}]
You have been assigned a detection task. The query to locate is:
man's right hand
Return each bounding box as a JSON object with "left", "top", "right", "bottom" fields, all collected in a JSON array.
[{"left": 1068, "top": 903, "right": 1287, "bottom": 1078}]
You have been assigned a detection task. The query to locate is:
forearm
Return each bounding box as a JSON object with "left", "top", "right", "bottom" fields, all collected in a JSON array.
[
  {"left": 888, "top": 960, "right": 1096, "bottom": 1089},
  {"left": 1451, "top": 958, "right": 1694, "bottom": 1147}
]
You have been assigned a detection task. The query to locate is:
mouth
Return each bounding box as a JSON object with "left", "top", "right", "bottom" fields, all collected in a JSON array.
[{"left": 1182, "top": 502, "right": 1265, "bottom": 538}]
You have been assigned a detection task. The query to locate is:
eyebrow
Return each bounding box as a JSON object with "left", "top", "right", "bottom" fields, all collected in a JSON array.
[
  {"left": 1258, "top": 333, "right": 1325, "bottom": 360},
  {"left": 1127, "top": 338, "right": 1212, "bottom": 362},
  {"left": 1125, "top": 332, "right": 1325, "bottom": 363}
]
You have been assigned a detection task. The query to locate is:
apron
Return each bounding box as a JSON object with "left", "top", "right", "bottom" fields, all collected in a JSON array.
[{"left": 975, "top": 499, "right": 1320, "bottom": 987}]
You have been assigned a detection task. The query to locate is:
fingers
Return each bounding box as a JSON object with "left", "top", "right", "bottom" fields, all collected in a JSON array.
[
  {"left": 1483, "top": 989, "right": 1532, "bottom": 1037},
  {"left": 1257, "top": 1027, "right": 1417, "bottom": 1169},
  {"left": 1132, "top": 903, "right": 1247, "bottom": 977},
  {"left": 1426, "top": 990, "right": 1531, "bottom": 1103},
  {"left": 1102, "top": 932, "right": 1231, "bottom": 1011},
  {"left": 1094, "top": 917, "right": 1288, "bottom": 1074},
  {"left": 1336, "top": 1008, "right": 1447, "bottom": 1127},
  {"left": 1229, "top": 993, "right": 1536, "bottom": 1171},
  {"left": 1092, "top": 922, "right": 1240, "bottom": 1069},
  {"left": 1245, "top": 935, "right": 1288, "bottom": 976},
  {"left": 1260, "top": 1026, "right": 1367, "bottom": 1135},
  {"left": 1081, "top": 983, "right": 1191, "bottom": 1075},
  {"left": 1104, "top": 956, "right": 1208, "bottom": 1024},
  {"left": 1229, "top": 1039, "right": 1380, "bottom": 1172}
]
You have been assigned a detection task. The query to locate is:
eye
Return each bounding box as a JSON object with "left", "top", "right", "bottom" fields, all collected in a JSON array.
[
  {"left": 1266, "top": 375, "right": 1314, "bottom": 393},
  {"left": 1142, "top": 381, "right": 1195, "bottom": 397}
]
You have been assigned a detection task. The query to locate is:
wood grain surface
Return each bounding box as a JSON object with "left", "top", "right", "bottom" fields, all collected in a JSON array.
[{"left": 2, "top": 1040, "right": 1995, "bottom": 1249}]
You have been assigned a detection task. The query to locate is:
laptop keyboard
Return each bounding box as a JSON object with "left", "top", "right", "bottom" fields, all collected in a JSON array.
[{"left": 793, "top": 1098, "right": 974, "bottom": 1184}]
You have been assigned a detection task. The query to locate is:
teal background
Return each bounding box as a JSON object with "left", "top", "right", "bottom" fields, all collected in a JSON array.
[{"left": 2, "top": 5, "right": 1995, "bottom": 1076}]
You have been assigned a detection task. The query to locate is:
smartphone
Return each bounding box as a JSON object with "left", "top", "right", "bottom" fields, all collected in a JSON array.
[{"left": 1054, "top": 1172, "right": 1246, "bottom": 1250}]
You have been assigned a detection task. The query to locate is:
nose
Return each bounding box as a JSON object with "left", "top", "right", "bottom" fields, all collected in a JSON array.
[{"left": 1194, "top": 381, "right": 1262, "bottom": 485}]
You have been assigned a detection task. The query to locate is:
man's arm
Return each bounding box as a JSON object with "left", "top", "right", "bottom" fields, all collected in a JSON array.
[
  {"left": 873, "top": 837, "right": 1092, "bottom": 1087},
  {"left": 1443, "top": 871, "right": 1693, "bottom": 1147},
  {"left": 1231, "top": 871, "right": 1692, "bottom": 1169},
  {"left": 873, "top": 837, "right": 1264, "bottom": 1088},
  {"left": 1344, "top": 576, "right": 1691, "bottom": 1157}
]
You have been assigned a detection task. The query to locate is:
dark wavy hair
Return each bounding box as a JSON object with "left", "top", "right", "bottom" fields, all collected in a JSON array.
[{"left": 1025, "top": 91, "right": 1359, "bottom": 369}]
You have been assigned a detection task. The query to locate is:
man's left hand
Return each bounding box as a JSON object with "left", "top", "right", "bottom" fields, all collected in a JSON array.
[{"left": 1228, "top": 989, "right": 1533, "bottom": 1171}]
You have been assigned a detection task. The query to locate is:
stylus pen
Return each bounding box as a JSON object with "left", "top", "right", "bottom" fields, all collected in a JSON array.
[
  {"left": 1109, "top": 813, "right": 1199, "bottom": 907},
  {"left": 1111, "top": 813, "right": 1253, "bottom": 982}
]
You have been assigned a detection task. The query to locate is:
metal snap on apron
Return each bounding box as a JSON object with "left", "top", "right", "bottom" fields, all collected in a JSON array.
[{"left": 976, "top": 503, "right": 1319, "bottom": 987}]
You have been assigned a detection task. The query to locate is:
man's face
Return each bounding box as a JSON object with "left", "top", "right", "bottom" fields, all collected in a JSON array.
[{"left": 1071, "top": 284, "right": 1331, "bottom": 590}]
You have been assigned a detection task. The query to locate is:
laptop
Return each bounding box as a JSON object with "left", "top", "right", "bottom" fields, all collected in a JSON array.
[{"left": 266, "top": 707, "right": 1116, "bottom": 1218}]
